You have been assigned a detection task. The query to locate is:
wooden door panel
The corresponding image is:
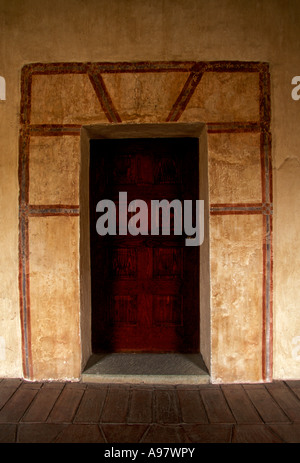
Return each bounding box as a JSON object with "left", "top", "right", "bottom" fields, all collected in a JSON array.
[
  {"left": 110, "top": 248, "right": 137, "bottom": 277},
  {"left": 153, "top": 248, "right": 183, "bottom": 277},
  {"left": 153, "top": 295, "right": 183, "bottom": 326},
  {"left": 90, "top": 138, "right": 199, "bottom": 353},
  {"left": 154, "top": 155, "right": 182, "bottom": 184},
  {"left": 109, "top": 295, "right": 138, "bottom": 325}
]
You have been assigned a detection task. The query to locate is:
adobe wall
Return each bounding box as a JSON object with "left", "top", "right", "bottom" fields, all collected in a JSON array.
[{"left": 0, "top": 0, "right": 299, "bottom": 382}]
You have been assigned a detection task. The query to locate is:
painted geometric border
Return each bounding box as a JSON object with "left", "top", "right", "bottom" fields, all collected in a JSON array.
[{"left": 18, "top": 61, "right": 272, "bottom": 381}]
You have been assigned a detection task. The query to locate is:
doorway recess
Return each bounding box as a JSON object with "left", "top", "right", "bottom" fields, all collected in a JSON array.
[{"left": 80, "top": 123, "right": 211, "bottom": 384}]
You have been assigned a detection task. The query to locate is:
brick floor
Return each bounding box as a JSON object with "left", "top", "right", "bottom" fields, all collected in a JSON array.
[{"left": 1, "top": 378, "right": 300, "bottom": 443}]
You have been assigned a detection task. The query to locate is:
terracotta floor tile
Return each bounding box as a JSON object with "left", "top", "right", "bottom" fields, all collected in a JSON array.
[
  {"left": 0, "top": 379, "right": 22, "bottom": 388},
  {"left": 127, "top": 389, "right": 153, "bottom": 423},
  {"left": 177, "top": 389, "right": 208, "bottom": 423},
  {"left": 0, "top": 385, "right": 38, "bottom": 423},
  {"left": 269, "top": 423, "right": 300, "bottom": 443},
  {"left": 0, "top": 382, "right": 21, "bottom": 410},
  {"left": 182, "top": 424, "right": 232, "bottom": 443},
  {"left": 285, "top": 381, "right": 300, "bottom": 400},
  {"left": 47, "top": 386, "right": 85, "bottom": 423},
  {"left": 54, "top": 424, "right": 105, "bottom": 443},
  {"left": 0, "top": 424, "right": 17, "bottom": 443},
  {"left": 200, "top": 388, "right": 235, "bottom": 423},
  {"left": 221, "top": 384, "right": 262, "bottom": 423},
  {"left": 74, "top": 387, "right": 107, "bottom": 423},
  {"left": 153, "top": 389, "right": 180, "bottom": 424},
  {"left": 1, "top": 379, "right": 300, "bottom": 444},
  {"left": 101, "top": 424, "right": 149, "bottom": 443},
  {"left": 243, "top": 384, "right": 290, "bottom": 423},
  {"left": 266, "top": 382, "right": 300, "bottom": 422},
  {"left": 17, "top": 423, "right": 67, "bottom": 443},
  {"left": 232, "top": 424, "right": 284, "bottom": 443},
  {"left": 141, "top": 424, "right": 191, "bottom": 443},
  {"left": 101, "top": 387, "right": 130, "bottom": 423},
  {"left": 41, "top": 381, "right": 66, "bottom": 389},
  {"left": 21, "top": 386, "right": 63, "bottom": 422},
  {"left": 21, "top": 381, "right": 43, "bottom": 389}
]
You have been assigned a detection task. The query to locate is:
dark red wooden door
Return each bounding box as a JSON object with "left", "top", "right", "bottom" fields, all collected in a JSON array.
[{"left": 90, "top": 138, "right": 199, "bottom": 353}]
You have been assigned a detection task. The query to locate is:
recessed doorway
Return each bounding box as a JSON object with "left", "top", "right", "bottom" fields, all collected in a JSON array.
[{"left": 80, "top": 123, "right": 211, "bottom": 381}]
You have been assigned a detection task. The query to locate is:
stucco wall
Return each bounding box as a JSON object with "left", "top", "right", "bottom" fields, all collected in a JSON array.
[{"left": 0, "top": 0, "right": 300, "bottom": 382}]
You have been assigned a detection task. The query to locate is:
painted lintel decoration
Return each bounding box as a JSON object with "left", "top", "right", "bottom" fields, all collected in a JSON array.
[{"left": 18, "top": 61, "right": 272, "bottom": 382}]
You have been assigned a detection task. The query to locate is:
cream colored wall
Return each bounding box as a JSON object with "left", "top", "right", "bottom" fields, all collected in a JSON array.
[{"left": 0, "top": 0, "right": 300, "bottom": 379}]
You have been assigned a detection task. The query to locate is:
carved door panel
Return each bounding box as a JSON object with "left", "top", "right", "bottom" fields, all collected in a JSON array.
[{"left": 90, "top": 138, "right": 199, "bottom": 352}]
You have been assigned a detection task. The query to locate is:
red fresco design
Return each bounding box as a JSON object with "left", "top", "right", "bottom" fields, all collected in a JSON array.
[{"left": 18, "top": 61, "right": 272, "bottom": 381}]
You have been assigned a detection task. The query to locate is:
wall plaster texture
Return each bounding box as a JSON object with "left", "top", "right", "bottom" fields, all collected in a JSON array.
[{"left": 0, "top": 0, "right": 299, "bottom": 382}]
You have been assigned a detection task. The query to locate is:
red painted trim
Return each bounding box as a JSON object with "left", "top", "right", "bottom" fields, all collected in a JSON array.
[
  {"left": 166, "top": 71, "right": 203, "bottom": 121},
  {"left": 18, "top": 61, "right": 273, "bottom": 382},
  {"left": 262, "top": 214, "right": 267, "bottom": 381}
]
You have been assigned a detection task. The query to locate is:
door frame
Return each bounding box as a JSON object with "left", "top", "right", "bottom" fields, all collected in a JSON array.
[{"left": 79, "top": 122, "right": 211, "bottom": 374}]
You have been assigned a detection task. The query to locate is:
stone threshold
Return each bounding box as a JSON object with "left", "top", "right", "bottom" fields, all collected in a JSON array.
[{"left": 81, "top": 353, "right": 210, "bottom": 385}]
